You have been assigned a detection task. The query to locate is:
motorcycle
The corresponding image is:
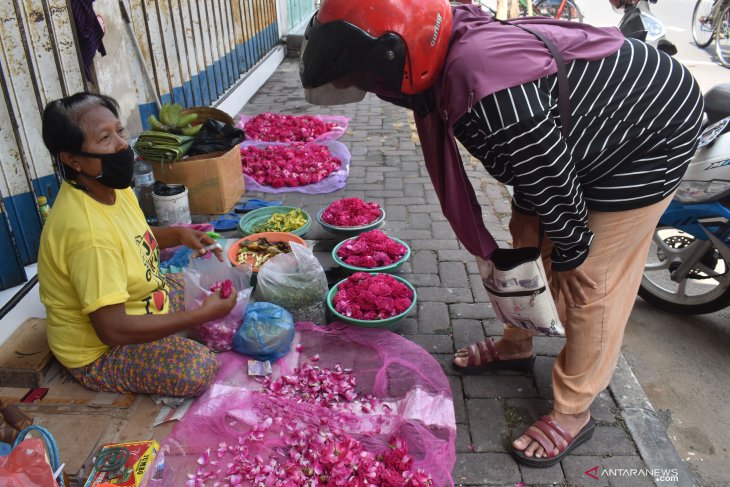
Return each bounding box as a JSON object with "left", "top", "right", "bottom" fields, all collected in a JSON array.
[
  {"left": 639, "top": 84, "right": 730, "bottom": 314},
  {"left": 614, "top": 0, "right": 678, "bottom": 55}
]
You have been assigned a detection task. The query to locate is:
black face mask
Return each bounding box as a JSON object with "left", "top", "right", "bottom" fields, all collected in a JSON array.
[{"left": 75, "top": 146, "right": 135, "bottom": 189}]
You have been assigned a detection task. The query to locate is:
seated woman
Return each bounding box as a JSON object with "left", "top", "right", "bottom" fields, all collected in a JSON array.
[{"left": 37, "top": 92, "right": 237, "bottom": 397}]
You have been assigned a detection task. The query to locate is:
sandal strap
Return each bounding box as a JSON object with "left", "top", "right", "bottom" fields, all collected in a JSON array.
[
  {"left": 475, "top": 340, "right": 489, "bottom": 362},
  {"left": 524, "top": 425, "right": 560, "bottom": 458},
  {"left": 533, "top": 420, "right": 569, "bottom": 453},
  {"left": 476, "top": 339, "right": 498, "bottom": 363},
  {"left": 466, "top": 343, "right": 481, "bottom": 368},
  {"left": 539, "top": 416, "right": 574, "bottom": 444},
  {"left": 485, "top": 338, "right": 500, "bottom": 361},
  {"left": 464, "top": 338, "right": 500, "bottom": 367}
]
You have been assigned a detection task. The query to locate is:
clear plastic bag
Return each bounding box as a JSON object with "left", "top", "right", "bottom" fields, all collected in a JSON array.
[
  {"left": 183, "top": 256, "right": 253, "bottom": 351},
  {"left": 254, "top": 242, "right": 328, "bottom": 324}
]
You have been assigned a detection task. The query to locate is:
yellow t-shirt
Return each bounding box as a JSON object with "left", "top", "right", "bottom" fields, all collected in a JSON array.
[{"left": 38, "top": 182, "right": 169, "bottom": 368}]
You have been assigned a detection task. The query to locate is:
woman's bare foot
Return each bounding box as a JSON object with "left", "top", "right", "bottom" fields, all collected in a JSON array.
[
  {"left": 513, "top": 410, "right": 591, "bottom": 458},
  {"left": 453, "top": 337, "right": 534, "bottom": 368}
]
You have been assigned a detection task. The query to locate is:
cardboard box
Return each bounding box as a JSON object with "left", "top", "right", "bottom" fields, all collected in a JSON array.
[
  {"left": 149, "top": 146, "right": 244, "bottom": 215},
  {"left": 0, "top": 317, "right": 52, "bottom": 387},
  {"left": 83, "top": 440, "right": 159, "bottom": 487}
]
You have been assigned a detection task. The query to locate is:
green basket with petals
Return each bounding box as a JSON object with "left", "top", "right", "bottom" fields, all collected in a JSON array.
[
  {"left": 238, "top": 206, "right": 311, "bottom": 237},
  {"left": 326, "top": 274, "right": 417, "bottom": 330}
]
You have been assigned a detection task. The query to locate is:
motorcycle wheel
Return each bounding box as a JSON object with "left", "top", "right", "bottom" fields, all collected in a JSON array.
[
  {"left": 692, "top": 0, "right": 715, "bottom": 48},
  {"left": 639, "top": 225, "right": 730, "bottom": 314},
  {"left": 715, "top": 2, "right": 730, "bottom": 68}
]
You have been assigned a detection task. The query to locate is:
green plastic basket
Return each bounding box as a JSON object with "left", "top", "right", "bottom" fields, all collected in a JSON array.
[
  {"left": 332, "top": 235, "right": 411, "bottom": 273},
  {"left": 238, "top": 206, "right": 312, "bottom": 237},
  {"left": 326, "top": 274, "right": 417, "bottom": 330},
  {"left": 317, "top": 207, "right": 385, "bottom": 237}
]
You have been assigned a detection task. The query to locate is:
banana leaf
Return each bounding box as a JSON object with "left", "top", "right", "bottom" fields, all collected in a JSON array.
[
  {"left": 136, "top": 130, "right": 195, "bottom": 146},
  {"left": 134, "top": 139, "right": 194, "bottom": 162},
  {"left": 133, "top": 131, "right": 195, "bottom": 162}
]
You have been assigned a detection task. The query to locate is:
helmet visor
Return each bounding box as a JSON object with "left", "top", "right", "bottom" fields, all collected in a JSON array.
[
  {"left": 304, "top": 83, "right": 367, "bottom": 106},
  {"left": 300, "top": 15, "right": 406, "bottom": 97}
]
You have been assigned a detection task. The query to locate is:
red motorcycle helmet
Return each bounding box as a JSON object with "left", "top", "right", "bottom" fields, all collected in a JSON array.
[{"left": 300, "top": 0, "right": 453, "bottom": 104}]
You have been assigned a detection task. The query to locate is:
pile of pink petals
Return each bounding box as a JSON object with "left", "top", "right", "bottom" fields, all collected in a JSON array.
[
  {"left": 243, "top": 112, "right": 338, "bottom": 142},
  {"left": 321, "top": 198, "right": 382, "bottom": 227},
  {"left": 333, "top": 272, "right": 413, "bottom": 320},
  {"left": 337, "top": 230, "right": 407, "bottom": 268},
  {"left": 210, "top": 279, "right": 234, "bottom": 299},
  {"left": 241, "top": 143, "right": 341, "bottom": 188},
  {"left": 187, "top": 356, "right": 433, "bottom": 486},
  {"left": 191, "top": 280, "right": 236, "bottom": 351}
]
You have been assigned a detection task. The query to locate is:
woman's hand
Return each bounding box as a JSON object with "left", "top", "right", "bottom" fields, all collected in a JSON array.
[
  {"left": 551, "top": 267, "right": 597, "bottom": 308},
  {"left": 178, "top": 228, "right": 224, "bottom": 262},
  {"left": 198, "top": 287, "right": 238, "bottom": 321}
]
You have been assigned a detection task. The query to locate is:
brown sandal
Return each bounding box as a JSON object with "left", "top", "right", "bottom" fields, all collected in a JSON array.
[
  {"left": 0, "top": 402, "right": 33, "bottom": 431},
  {"left": 453, "top": 338, "right": 536, "bottom": 374},
  {"left": 512, "top": 416, "right": 596, "bottom": 468}
]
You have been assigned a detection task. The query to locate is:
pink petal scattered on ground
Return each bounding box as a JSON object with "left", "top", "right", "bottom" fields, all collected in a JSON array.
[{"left": 188, "top": 357, "right": 434, "bottom": 485}]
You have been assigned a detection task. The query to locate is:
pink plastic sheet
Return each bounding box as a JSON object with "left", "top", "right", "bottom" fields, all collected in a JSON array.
[
  {"left": 145, "top": 322, "right": 456, "bottom": 486},
  {"left": 236, "top": 114, "right": 349, "bottom": 142},
  {"left": 240, "top": 140, "right": 351, "bottom": 195}
]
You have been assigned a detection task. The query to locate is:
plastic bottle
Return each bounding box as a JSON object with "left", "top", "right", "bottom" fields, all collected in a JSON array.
[
  {"left": 133, "top": 159, "right": 157, "bottom": 224},
  {"left": 37, "top": 196, "right": 51, "bottom": 224}
]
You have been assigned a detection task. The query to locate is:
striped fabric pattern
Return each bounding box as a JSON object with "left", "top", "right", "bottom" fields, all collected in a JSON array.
[{"left": 454, "top": 39, "right": 704, "bottom": 270}]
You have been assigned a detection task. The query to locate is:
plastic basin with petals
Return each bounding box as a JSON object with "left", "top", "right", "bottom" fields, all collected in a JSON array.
[
  {"left": 238, "top": 206, "right": 312, "bottom": 237},
  {"left": 228, "top": 232, "right": 306, "bottom": 272},
  {"left": 317, "top": 207, "right": 385, "bottom": 237},
  {"left": 331, "top": 236, "right": 411, "bottom": 274},
  {"left": 326, "top": 274, "right": 417, "bottom": 330}
]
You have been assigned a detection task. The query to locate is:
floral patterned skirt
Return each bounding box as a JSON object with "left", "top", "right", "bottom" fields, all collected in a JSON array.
[{"left": 67, "top": 273, "right": 218, "bottom": 397}]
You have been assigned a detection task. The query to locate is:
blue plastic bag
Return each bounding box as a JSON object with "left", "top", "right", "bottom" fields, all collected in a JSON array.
[{"left": 233, "top": 302, "right": 295, "bottom": 361}]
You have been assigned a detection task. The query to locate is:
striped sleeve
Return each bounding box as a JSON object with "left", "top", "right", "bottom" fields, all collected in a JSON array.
[
  {"left": 453, "top": 39, "right": 704, "bottom": 271},
  {"left": 467, "top": 88, "right": 593, "bottom": 270}
]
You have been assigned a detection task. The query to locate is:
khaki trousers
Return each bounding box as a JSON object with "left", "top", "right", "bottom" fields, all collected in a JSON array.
[{"left": 480, "top": 194, "right": 673, "bottom": 414}]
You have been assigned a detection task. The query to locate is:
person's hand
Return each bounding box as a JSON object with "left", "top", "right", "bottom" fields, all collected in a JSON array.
[
  {"left": 551, "top": 267, "right": 597, "bottom": 308},
  {"left": 179, "top": 228, "right": 224, "bottom": 262},
  {"left": 198, "top": 287, "right": 238, "bottom": 321}
]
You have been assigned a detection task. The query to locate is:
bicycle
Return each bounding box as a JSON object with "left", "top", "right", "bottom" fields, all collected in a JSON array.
[
  {"left": 471, "top": 0, "right": 584, "bottom": 22},
  {"left": 521, "top": 0, "right": 584, "bottom": 21},
  {"left": 692, "top": 0, "right": 730, "bottom": 67}
]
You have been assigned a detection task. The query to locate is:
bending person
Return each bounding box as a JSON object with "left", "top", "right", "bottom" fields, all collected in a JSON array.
[{"left": 299, "top": 0, "right": 703, "bottom": 467}]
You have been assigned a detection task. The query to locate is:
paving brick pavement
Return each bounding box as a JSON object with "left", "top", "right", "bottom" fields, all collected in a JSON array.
[{"left": 238, "top": 59, "right": 693, "bottom": 486}]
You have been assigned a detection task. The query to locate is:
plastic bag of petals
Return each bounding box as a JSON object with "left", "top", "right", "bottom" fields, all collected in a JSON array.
[
  {"left": 183, "top": 256, "right": 253, "bottom": 351},
  {"left": 143, "top": 322, "right": 457, "bottom": 487},
  {"left": 236, "top": 113, "right": 349, "bottom": 142},
  {"left": 240, "top": 141, "right": 351, "bottom": 195}
]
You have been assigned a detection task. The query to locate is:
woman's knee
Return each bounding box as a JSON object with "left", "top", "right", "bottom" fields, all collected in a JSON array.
[{"left": 181, "top": 346, "right": 219, "bottom": 396}]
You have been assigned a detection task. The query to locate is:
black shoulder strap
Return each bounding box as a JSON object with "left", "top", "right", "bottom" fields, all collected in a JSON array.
[{"left": 501, "top": 21, "right": 572, "bottom": 137}]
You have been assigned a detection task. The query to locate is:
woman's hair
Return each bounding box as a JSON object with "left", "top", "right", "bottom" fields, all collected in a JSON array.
[{"left": 41, "top": 92, "right": 120, "bottom": 180}]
